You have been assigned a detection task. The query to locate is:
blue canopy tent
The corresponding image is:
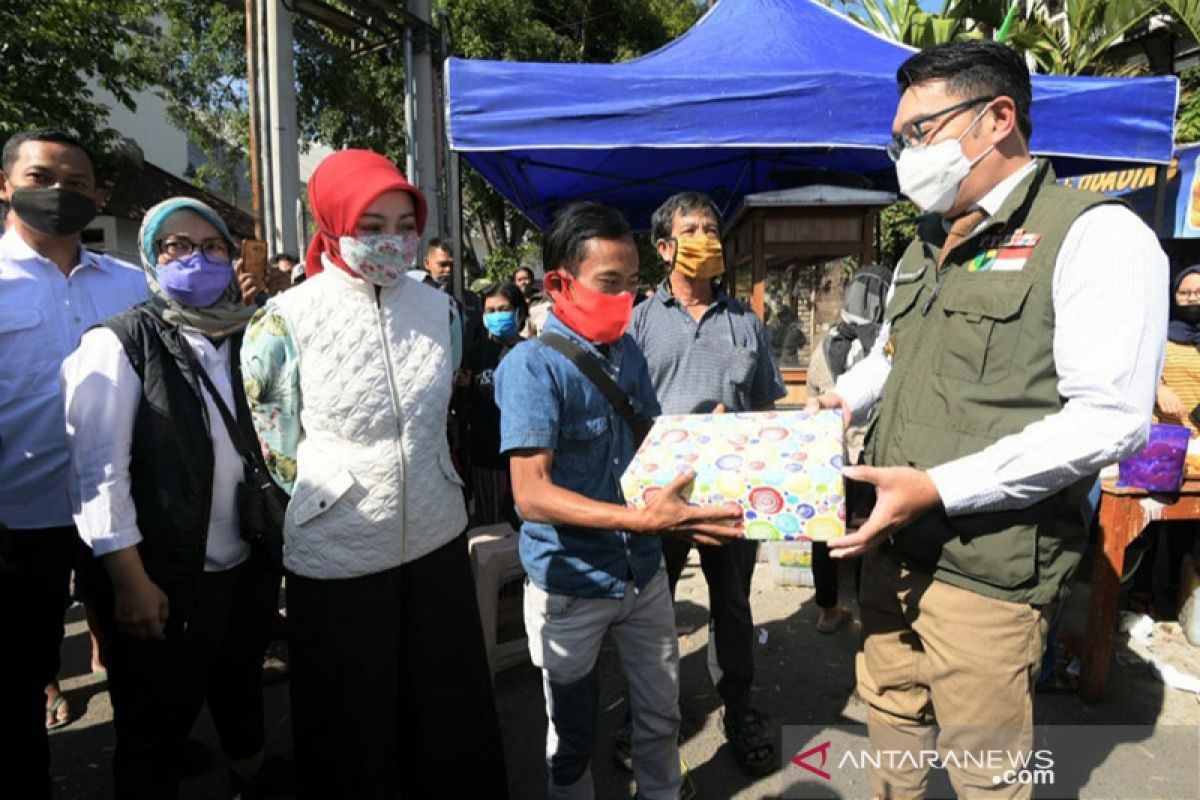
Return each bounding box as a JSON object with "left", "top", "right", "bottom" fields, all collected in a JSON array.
[{"left": 446, "top": 0, "right": 1178, "bottom": 231}]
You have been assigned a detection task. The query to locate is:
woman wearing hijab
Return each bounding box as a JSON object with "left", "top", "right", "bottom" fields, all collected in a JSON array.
[
  {"left": 1157, "top": 266, "right": 1200, "bottom": 432},
  {"left": 241, "top": 149, "right": 507, "bottom": 798},
  {"left": 1140, "top": 265, "right": 1200, "bottom": 618},
  {"left": 805, "top": 264, "right": 892, "bottom": 633},
  {"left": 61, "top": 198, "right": 281, "bottom": 798}
]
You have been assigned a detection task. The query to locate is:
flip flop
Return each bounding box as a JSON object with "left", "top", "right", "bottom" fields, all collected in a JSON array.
[{"left": 46, "top": 694, "right": 70, "bottom": 731}]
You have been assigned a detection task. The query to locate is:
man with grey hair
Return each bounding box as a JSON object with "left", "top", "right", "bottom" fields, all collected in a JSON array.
[{"left": 628, "top": 190, "right": 785, "bottom": 777}]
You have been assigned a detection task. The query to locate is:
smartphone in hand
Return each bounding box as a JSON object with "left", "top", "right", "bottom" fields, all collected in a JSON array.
[{"left": 239, "top": 239, "right": 269, "bottom": 282}]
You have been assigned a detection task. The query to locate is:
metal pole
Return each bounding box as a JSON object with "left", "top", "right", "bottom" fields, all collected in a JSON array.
[
  {"left": 1153, "top": 163, "right": 1170, "bottom": 237},
  {"left": 256, "top": 0, "right": 275, "bottom": 251},
  {"left": 244, "top": 0, "right": 263, "bottom": 240},
  {"left": 440, "top": 13, "right": 461, "bottom": 276},
  {"left": 296, "top": 196, "right": 308, "bottom": 258},
  {"left": 404, "top": 28, "right": 417, "bottom": 183},
  {"left": 450, "top": 151, "right": 462, "bottom": 293},
  {"left": 266, "top": 0, "right": 301, "bottom": 256},
  {"left": 408, "top": 1, "right": 443, "bottom": 222}
]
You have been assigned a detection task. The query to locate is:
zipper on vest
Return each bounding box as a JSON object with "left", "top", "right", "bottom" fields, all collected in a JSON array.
[{"left": 375, "top": 286, "right": 408, "bottom": 563}]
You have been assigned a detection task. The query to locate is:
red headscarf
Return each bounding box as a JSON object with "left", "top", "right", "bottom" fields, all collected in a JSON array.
[{"left": 304, "top": 149, "right": 428, "bottom": 278}]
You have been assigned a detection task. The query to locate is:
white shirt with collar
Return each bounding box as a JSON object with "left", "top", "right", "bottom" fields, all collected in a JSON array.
[
  {"left": 835, "top": 159, "right": 1168, "bottom": 515},
  {"left": 61, "top": 327, "right": 250, "bottom": 571},
  {"left": 0, "top": 227, "right": 147, "bottom": 530}
]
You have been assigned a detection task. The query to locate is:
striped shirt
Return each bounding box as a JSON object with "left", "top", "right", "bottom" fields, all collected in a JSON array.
[
  {"left": 835, "top": 160, "right": 1168, "bottom": 516},
  {"left": 630, "top": 283, "right": 786, "bottom": 414},
  {"left": 1156, "top": 341, "right": 1200, "bottom": 434}
]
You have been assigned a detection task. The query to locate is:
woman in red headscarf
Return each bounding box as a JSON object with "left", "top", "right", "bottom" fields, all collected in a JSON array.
[{"left": 241, "top": 150, "right": 507, "bottom": 798}]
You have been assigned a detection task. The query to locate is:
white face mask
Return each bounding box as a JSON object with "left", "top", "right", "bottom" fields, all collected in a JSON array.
[{"left": 894, "top": 104, "right": 995, "bottom": 214}]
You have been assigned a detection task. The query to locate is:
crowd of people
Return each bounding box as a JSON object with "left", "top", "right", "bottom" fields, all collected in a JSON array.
[{"left": 0, "top": 38, "right": 1181, "bottom": 800}]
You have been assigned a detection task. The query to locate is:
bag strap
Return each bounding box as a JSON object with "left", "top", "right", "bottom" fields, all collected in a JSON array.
[
  {"left": 179, "top": 344, "right": 272, "bottom": 484},
  {"left": 538, "top": 332, "right": 642, "bottom": 434}
]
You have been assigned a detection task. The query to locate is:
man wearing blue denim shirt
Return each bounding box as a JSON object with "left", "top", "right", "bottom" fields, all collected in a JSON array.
[{"left": 496, "top": 202, "right": 742, "bottom": 800}]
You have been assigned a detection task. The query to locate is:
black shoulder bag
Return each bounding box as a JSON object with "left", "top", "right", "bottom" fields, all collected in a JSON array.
[
  {"left": 187, "top": 353, "right": 288, "bottom": 574},
  {"left": 538, "top": 332, "right": 645, "bottom": 437}
]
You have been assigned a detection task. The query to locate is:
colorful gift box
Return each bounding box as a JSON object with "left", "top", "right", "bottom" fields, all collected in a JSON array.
[{"left": 620, "top": 410, "right": 846, "bottom": 541}]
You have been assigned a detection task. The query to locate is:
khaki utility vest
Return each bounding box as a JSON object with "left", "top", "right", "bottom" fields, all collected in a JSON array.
[{"left": 865, "top": 160, "right": 1114, "bottom": 605}]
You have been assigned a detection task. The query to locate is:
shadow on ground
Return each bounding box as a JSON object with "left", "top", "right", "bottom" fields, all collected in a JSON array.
[{"left": 47, "top": 537, "right": 1181, "bottom": 799}]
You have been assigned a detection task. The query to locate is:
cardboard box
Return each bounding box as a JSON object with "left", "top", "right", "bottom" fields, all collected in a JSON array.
[{"left": 620, "top": 410, "right": 846, "bottom": 541}]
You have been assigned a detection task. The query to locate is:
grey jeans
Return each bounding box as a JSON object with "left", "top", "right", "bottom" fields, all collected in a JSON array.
[{"left": 524, "top": 565, "right": 682, "bottom": 800}]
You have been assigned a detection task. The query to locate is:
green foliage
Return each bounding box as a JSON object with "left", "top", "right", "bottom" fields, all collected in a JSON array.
[
  {"left": 840, "top": 0, "right": 967, "bottom": 48},
  {"left": 834, "top": 1, "right": 1161, "bottom": 76},
  {"left": 0, "top": 0, "right": 155, "bottom": 175},
  {"left": 482, "top": 238, "right": 540, "bottom": 282},
  {"left": 440, "top": 0, "right": 704, "bottom": 258},
  {"left": 878, "top": 200, "right": 920, "bottom": 266},
  {"left": 1163, "top": 0, "right": 1200, "bottom": 44},
  {"left": 137, "top": 0, "right": 702, "bottom": 262},
  {"left": 636, "top": 234, "right": 669, "bottom": 289},
  {"left": 1178, "top": 65, "right": 1200, "bottom": 143},
  {"left": 151, "top": 1, "right": 249, "bottom": 195}
]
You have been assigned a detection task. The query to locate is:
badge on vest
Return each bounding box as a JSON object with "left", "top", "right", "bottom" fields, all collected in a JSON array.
[{"left": 968, "top": 230, "right": 1041, "bottom": 273}]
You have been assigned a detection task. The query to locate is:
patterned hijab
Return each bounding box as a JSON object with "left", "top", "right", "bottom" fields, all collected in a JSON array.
[{"left": 138, "top": 197, "right": 256, "bottom": 337}]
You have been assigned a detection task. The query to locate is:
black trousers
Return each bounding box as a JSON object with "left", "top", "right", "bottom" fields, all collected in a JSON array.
[
  {"left": 0, "top": 525, "right": 78, "bottom": 800},
  {"left": 96, "top": 559, "right": 277, "bottom": 800},
  {"left": 287, "top": 531, "right": 508, "bottom": 800},
  {"left": 663, "top": 537, "right": 758, "bottom": 714},
  {"left": 812, "top": 542, "right": 864, "bottom": 610}
]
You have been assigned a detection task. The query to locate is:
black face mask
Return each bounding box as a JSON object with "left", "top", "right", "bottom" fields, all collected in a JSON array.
[
  {"left": 433, "top": 272, "right": 453, "bottom": 291},
  {"left": 1178, "top": 304, "right": 1200, "bottom": 325},
  {"left": 10, "top": 186, "right": 97, "bottom": 236}
]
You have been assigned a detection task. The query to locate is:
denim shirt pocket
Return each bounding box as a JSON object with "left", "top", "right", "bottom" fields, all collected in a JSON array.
[{"left": 555, "top": 415, "right": 610, "bottom": 476}]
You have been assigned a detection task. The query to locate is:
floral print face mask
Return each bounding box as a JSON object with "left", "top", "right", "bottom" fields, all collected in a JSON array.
[{"left": 337, "top": 233, "right": 420, "bottom": 287}]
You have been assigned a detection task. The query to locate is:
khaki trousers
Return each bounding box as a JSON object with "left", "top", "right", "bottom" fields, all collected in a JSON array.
[{"left": 856, "top": 548, "right": 1050, "bottom": 799}]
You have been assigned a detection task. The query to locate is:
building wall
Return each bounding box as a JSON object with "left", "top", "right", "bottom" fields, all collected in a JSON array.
[{"left": 91, "top": 84, "right": 191, "bottom": 179}]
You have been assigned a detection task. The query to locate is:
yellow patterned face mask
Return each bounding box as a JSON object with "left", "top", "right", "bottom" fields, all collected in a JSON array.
[{"left": 672, "top": 234, "right": 725, "bottom": 280}]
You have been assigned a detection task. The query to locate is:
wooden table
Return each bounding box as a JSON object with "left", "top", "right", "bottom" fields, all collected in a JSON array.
[{"left": 1082, "top": 478, "right": 1200, "bottom": 701}]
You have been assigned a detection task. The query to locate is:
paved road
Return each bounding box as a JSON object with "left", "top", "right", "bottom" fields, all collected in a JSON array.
[{"left": 47, "top": 551, "right": 1199, "bottom": 799}]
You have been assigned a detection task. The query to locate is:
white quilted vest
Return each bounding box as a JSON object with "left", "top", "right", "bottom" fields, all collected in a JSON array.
[{"left": 270, "top": 268, "right": 467, "bottom": 579}]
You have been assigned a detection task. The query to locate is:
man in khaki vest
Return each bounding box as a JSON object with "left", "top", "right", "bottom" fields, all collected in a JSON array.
[{"left": 809, "top": 41, "right": 1167, "bottom": 798}]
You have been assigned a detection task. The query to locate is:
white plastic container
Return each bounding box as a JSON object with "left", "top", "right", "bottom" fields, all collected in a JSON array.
[{"left": 765, "top": 540, "right": 814, "bottom": 587}]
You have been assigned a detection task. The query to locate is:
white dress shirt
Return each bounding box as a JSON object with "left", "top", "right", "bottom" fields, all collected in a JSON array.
[
  {"left": 62, "top": 327, "right": 250, "bottom": 571},
  {"left": 835, "top": 160, "right": 1168, "bottom": 516},
  {"left": 0, "top": 228, "right": 147, "bottom": 529}
]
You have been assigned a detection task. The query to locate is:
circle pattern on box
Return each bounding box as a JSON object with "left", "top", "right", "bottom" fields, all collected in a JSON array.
[
  {"left": 749, "top": 487, "right": 784, "bottom": 514},
  {"left": 620, "top": 410, "right": 846, "bottom": 542}
]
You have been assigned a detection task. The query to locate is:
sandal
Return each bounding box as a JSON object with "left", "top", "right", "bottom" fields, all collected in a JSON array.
[
  {"left": 721, "top": 708, "right": 775, "bottom": 777},
  {"left": 46, "top": 693, "right": 70, "bottom": 731},
  {"left": 816, "top": 605, "right": 851, "bottom": 634}
]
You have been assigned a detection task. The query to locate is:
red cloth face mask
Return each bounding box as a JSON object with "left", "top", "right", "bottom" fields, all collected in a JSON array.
[{"left": 544, "top": 270, "right": 634, "bottom": 345}]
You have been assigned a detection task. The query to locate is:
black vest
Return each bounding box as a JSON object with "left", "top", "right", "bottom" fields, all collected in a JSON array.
[{"left": 96, "top": 303, "right": 255, "bottom": 620}]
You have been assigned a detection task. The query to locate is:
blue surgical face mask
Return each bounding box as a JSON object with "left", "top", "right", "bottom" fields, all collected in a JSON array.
[
  {"left": 157, "top": 251, "right": 233, "bottom": 308},
  {"left": 483, "top": 310, "right": 519, "bottom": 341}
]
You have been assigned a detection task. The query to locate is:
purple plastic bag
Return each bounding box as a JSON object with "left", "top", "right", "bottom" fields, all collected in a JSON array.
[{"left": 1119, "top": 423, "right": 1191, "bottom": 492}]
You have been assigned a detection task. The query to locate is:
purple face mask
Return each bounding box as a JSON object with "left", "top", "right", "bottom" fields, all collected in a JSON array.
[{"left": 157, "top": 251, "right": 233, "bottom": 308}]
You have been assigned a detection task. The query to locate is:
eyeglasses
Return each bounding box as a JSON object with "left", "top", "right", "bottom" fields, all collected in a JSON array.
[
  {"left": 1177, "top": 290, "right": 1200, "bottom": 300},
  {"left": 886, "top": 96, "right": 997, "bottom": 162},
  {"left": 158, "top": 236, "right": 232, "bottom": 260}
]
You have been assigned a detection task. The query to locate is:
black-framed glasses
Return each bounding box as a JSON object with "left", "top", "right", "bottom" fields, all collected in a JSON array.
[
  {"left": 886, "top": 95, "right": 996, "bottom": 162},
  {"left": 1177, "top": 289, "right": 1200, "bottom": 301},
  {"left": 158, "top": 236, "right": 233, "bottom": 260}
]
